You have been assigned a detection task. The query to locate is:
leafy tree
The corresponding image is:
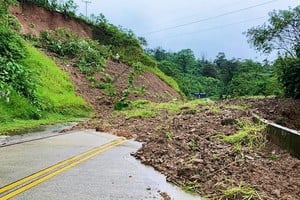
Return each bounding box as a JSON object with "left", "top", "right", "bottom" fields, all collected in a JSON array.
[
  {"left": 274, "top": 57, "right": 300, "bottom": 98},
  {"left": 246, "top": 6, "right": 300, "bottom": 58},
  {"left": 146, "top": 47, "right": 168, "bottom": 62},
  {"left": 201, "top": 63, "right": 218, "bottom": 78},
  {"left": 247, "top": 6, "right": 300, "bottom": 98},
  {"left": 0, "top": 2, "right": 37, "bottom": 103},
  {"left": 172, "top": 49, "right": 196, "bottom": 73}
]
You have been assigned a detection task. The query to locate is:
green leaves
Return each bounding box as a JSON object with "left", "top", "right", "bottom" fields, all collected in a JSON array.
[
  {"left": 0, "top": 23, "right": 37, "bottom": 104},
  {"left": 246, "top": 5, "right": 300, "bottom": 58},
  {"left": 39, "top": 28, "right": 110, "bottom": 75}
]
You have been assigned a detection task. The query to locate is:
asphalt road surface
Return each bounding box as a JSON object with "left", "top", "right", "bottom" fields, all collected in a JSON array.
[{"left": 0, "top": 130, "right": 201, "bottom": 200}]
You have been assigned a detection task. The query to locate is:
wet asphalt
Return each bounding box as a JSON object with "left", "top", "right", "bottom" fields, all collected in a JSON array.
[{"left": 0, "top": 130, "right": 201, "bottom": 200}]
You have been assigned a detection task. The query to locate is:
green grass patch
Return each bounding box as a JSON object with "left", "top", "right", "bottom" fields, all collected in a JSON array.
[
  {"left": 221, "top": 182, "right": 262, "bottom": 200},
  {"left": 182, "top": 181, "right": 201, "bottom": 194},
  {"left": 0, "top": 114, "right": 81, "bottom": 136},
  {"left": 220, "top": 120, "right": 266, "bottom": 151},
  {"left": 116, "top": 99, "right": 209, "bottom": 119},
  {"left": 20, "top": 43, "right": 91, "bottom": 115},
  {"left": 0, "top": 42, "right": 91, "bottom": 135}
]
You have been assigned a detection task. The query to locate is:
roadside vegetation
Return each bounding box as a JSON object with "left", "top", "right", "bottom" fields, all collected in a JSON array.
[{"left": 0, "top": 0, "right": 90, "bottom": 135}]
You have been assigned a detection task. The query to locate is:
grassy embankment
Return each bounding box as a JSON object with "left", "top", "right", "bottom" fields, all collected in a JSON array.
[{"left": 0, "top": 42, "right": 91, "bottom": 135}]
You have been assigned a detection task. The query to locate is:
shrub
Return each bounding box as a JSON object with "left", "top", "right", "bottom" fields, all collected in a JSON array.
[
  {"left": 39, "top": 28, "right": 111, "bottom": 75},
  {"left": 275, "top": 57, "right": 300, "bottom": 99},
  {"left": 0, "top": 25, "right": 37, "bottom": 103}
]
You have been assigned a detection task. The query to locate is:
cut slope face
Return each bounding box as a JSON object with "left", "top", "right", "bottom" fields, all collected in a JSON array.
[
  {"left": 106, "top": 61, "right": 181, "bottom": 102},
  {"left": 11, "top": 2, "right": 181, "bottom": 105},
  {"left": 61, "top": 60, "right": 181, "bottom": 117},
  {"left": 10, "top": 3, "right": 92, "bottom": 38}
]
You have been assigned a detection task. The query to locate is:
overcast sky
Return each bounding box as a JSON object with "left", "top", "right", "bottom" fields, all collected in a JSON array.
[{"left": 74, "top": 0, "right": 299, "bottom": 61}]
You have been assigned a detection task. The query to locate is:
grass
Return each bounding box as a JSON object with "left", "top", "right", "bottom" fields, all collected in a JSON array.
[
  {"left": 223, "top": 104, "right": 250, "bottom": 111},
  {"left": 221, "top": 182, "right": 262, "bottom": 200},
  {"left": 21, "top": 43, "right": 91, "bottom": 114},
  {"left": 220, "top": 120, "right": 266, "bottom": 151},
  {"left": 0, "top": 42, "right": 91, "bottom": 135},
  {"left": 182, "top": 181, "right": 201, "bottom": 194},
  {"left": 116, "top": 99, "right": 210, "bottom": 119}
]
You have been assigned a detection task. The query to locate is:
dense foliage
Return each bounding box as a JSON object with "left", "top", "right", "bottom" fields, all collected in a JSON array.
[
  {"left": 148, "top": 48, "right": 282, "bottom": 99},
  {"left": 0, "top": 0, "right": 37, "bottom": 103},
  {"left": 39, "top": 28, "right": 111, "bottom": 75},
  {"left": 0, "top": 1, "right": 90, "bottom": 133},
  {"left": 89, "top": 14, "right": 156, "bottom": 68},
  {"left": 247, "top": 6, "right": 300, "bottom": 98}
]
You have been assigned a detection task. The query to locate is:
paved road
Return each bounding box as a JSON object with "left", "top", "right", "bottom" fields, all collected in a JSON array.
[{"left": 0, "top": 130, "right": 201, "bottom": 200}]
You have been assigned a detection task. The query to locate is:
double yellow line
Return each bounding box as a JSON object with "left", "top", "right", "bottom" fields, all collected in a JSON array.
[{"left": 0, "top": 138, "right": 126, "bottom": 200}]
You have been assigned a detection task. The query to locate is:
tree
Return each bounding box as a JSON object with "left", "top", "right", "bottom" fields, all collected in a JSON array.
[
  {"left": 247, "top": 6, "right": 300, "bottom": 98},
  {"left": 246, "top": 6, "right": 300, "bottom": 58},
  {"left": 201, "top": 63, "right": 218, "bottom": 78},
  {"left": 173, "top": 49, "right": 196, "bottom": 73},
  {"left": 274, "top": 57, "right": 300, "bottom": 98}
]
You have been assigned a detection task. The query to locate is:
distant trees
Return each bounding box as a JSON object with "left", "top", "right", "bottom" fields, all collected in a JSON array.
[
  {"left": 148, "top": 48, "right": 282, "bottom": 99},
  {"left": 247, "top": 6, "right": 300, "bottom": 98}
]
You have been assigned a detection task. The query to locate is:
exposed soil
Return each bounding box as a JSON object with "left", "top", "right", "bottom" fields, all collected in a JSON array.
[
  {"left": 10, "top": 2, "right": 92, "bottom": 38},
  {"left": 71, "top": 91, "right": 300, "bottom": 199},
  {"left": 57, "top": 59, "right": 181, "bottom": 117}
]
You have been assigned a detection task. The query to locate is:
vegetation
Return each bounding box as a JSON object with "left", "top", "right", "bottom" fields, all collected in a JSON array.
[
  {"left": 38, "top": 28, "right": 111, "bottom": 75},
  {"left": 220, "top": 182, "right": 261, "bottom": 200},
  {"left": 115, "top": 99, "right": 208, "bottom": 119},
  {"left": 147, "top": 48, "right": 282, "bottom": 99},
  {"left": 0, "top": 1, "right": 90, "bottom": 134},
  {"left": 22, "top": 0, "right": 78, "bottom": 17},
  {"left": 90, "top": 14, "right": 156, "bottom": 68},
  {"left": 0, "top": 42, "right": 91, "bottom": 134},
  {"left": 220, "top": 120, "right": 266, "bottom": 152},
  {"left": 247, "top": 6, "right": 300, "bottom": 99}
]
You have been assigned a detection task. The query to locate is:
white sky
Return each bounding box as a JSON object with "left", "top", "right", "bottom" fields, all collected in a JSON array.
[{"left": 75, "top": 0, "right": 299, "bottom": 61}]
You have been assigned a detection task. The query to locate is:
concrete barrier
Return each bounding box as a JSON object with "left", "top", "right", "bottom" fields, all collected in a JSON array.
[{"left": 253, "top": 113, "right": 300, "bottom": 159}]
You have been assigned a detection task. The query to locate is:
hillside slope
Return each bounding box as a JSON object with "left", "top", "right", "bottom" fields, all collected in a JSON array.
[
  {"left": 0, "top": 41, "right": 91, "bottom": 134},
  {"left": 11, "top": 2, "right": 181, "bottom": 105},
  {"left": 10, "top": 3, "right": 92, "bottom": 38}
]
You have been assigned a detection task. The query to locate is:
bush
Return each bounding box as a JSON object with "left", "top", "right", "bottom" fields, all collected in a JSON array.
[
  {"left": 0, "top": 26, "right": 26, "bottom": 60},
  {"left": 0, "top": 25, "right": 37, "bottom": 103},
  {"left": 91, "top": 16, "right": 156, "bottom": 68},
  {"left": 275, "top": 57, "right": 300, "bottom": 99},
  {"left": 39, "top": 28, "right": 111, "bottom": 75}
]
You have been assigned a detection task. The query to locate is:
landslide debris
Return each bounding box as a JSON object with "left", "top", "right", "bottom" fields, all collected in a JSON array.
[{"left": 77, "top": 98, "right": 300, "bottom": 200}]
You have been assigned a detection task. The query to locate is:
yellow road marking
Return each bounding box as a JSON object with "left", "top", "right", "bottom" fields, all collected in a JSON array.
[{"left": 0, "top": 138, "right": 126, "bottom": 200}]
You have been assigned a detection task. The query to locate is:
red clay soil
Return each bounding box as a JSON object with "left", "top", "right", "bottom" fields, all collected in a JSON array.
[
  {"left": 10, "top": 2, "right": 92, "bottom": 38},
  {"left": 105, "top": 61, "right": 181, "bottom": 103},
  {"left": 59, "top": 59, "right": 181, "bottom": 117}
]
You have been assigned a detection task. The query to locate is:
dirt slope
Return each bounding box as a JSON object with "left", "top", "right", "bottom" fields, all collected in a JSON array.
[
  {"left": 10, "top": 3, "right": 92, "bottom": 38},
  {"left": 11, "top": 2, "right": 181, "bottom": 105},
  {"left": 61, "top": 60, "right": 181, "bottom": 115}
]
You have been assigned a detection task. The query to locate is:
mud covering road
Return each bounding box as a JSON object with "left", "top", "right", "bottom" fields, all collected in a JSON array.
[{"left": 75, "top": 98, "right": 300, "bottom": 199}]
